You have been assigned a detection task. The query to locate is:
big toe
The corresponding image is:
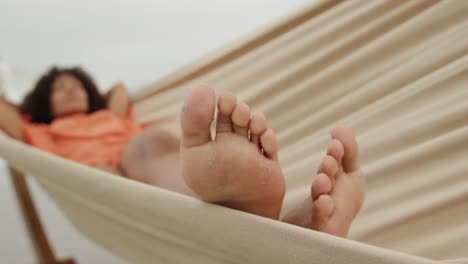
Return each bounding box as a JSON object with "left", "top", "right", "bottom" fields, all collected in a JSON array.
[
  {"left": 331, "top": 125, "right": 359, "bottom": 173},
  {"left": 180, "top": 85, "right": 216, "bottom": 148}
]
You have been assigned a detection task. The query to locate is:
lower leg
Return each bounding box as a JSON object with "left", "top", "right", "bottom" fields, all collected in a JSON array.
[{"left": 120, "top": 128, "right": 197, "bottom": 197}]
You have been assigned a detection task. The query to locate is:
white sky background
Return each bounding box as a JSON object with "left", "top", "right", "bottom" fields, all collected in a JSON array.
[{"left": 0, "top": 0, "right": 311, "bottom": 98}]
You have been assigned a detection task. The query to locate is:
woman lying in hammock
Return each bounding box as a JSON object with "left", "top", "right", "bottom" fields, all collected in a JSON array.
[{"left": 0, "top": 66, "right": 365, "bottom": 238}]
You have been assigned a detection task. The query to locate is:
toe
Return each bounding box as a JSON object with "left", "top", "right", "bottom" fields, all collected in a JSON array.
[
  {"left": 311, "top": 173, "right": 332, "bottom": 201},
  {"left": 232, "top": 102, "right": 251, "bottom": 138},
  {"left": 331, "top": 125, "right": 360, "bottom": 173},
  {"left": 249, "top": 112, "right": 267, "bottom": 149},
  {"left": 312, "top": 195, "right": 335, "bottom": 227},
  {"left": 318, "top": 155, "right": 339, "bottom": 182},
  {"left": 216, "top": 91, "right": 237, "bottom": 134},
  {"left": 260, "top": 129, "right": 278, "bottom": 160},
  {"left": 327, "top": 139, "right": 344, "bottom": 163},
  {"left": 180, "top": 85, "right": 216, "bottom": 148}
]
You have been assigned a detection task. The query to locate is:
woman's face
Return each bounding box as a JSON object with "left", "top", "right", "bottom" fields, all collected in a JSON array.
[{"left": 50, "top": 73, "right": 89, "bottom": 117}]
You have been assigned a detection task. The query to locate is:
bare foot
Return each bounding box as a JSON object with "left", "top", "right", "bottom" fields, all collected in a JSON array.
[
  {"left": 180, "top": 86, "right": 286, "bottom": 219},
  {"left": 282, "top": 126, "right": 365, "bottom": 238}
]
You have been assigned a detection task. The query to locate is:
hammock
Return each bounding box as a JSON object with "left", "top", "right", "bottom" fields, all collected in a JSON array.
[{"left": 1, "top": 0, "right": 467, "bottom": 263}]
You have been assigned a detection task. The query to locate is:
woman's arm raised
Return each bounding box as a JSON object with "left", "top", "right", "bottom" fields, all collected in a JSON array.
[
  {"left": 0, "top": 97, "right": 24, "bottom": 141},
  {"left": 106, "top": 83, "right": 130, "bottom": 118}
]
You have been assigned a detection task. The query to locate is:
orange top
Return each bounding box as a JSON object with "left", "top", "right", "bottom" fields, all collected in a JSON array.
[{"left": 23, "top": 110, "right": 143, "bottom": 166}]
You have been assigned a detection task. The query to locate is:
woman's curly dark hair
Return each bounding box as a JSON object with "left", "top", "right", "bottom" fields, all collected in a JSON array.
[{"left": 20, "top": 66, "right": 107, "bottom": 124}]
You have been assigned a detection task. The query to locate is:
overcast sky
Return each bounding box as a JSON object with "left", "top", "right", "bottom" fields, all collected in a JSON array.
[{"left": 0, "top": 0, "right": 311, "bottom": 96}]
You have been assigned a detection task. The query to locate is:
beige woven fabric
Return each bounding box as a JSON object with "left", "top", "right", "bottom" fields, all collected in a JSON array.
[
  {"left": 1, "top": 0, "right": 467, "bottom": 263},
  {"left": 0, "top": 132, "right": 442, "bottom": 264}
]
